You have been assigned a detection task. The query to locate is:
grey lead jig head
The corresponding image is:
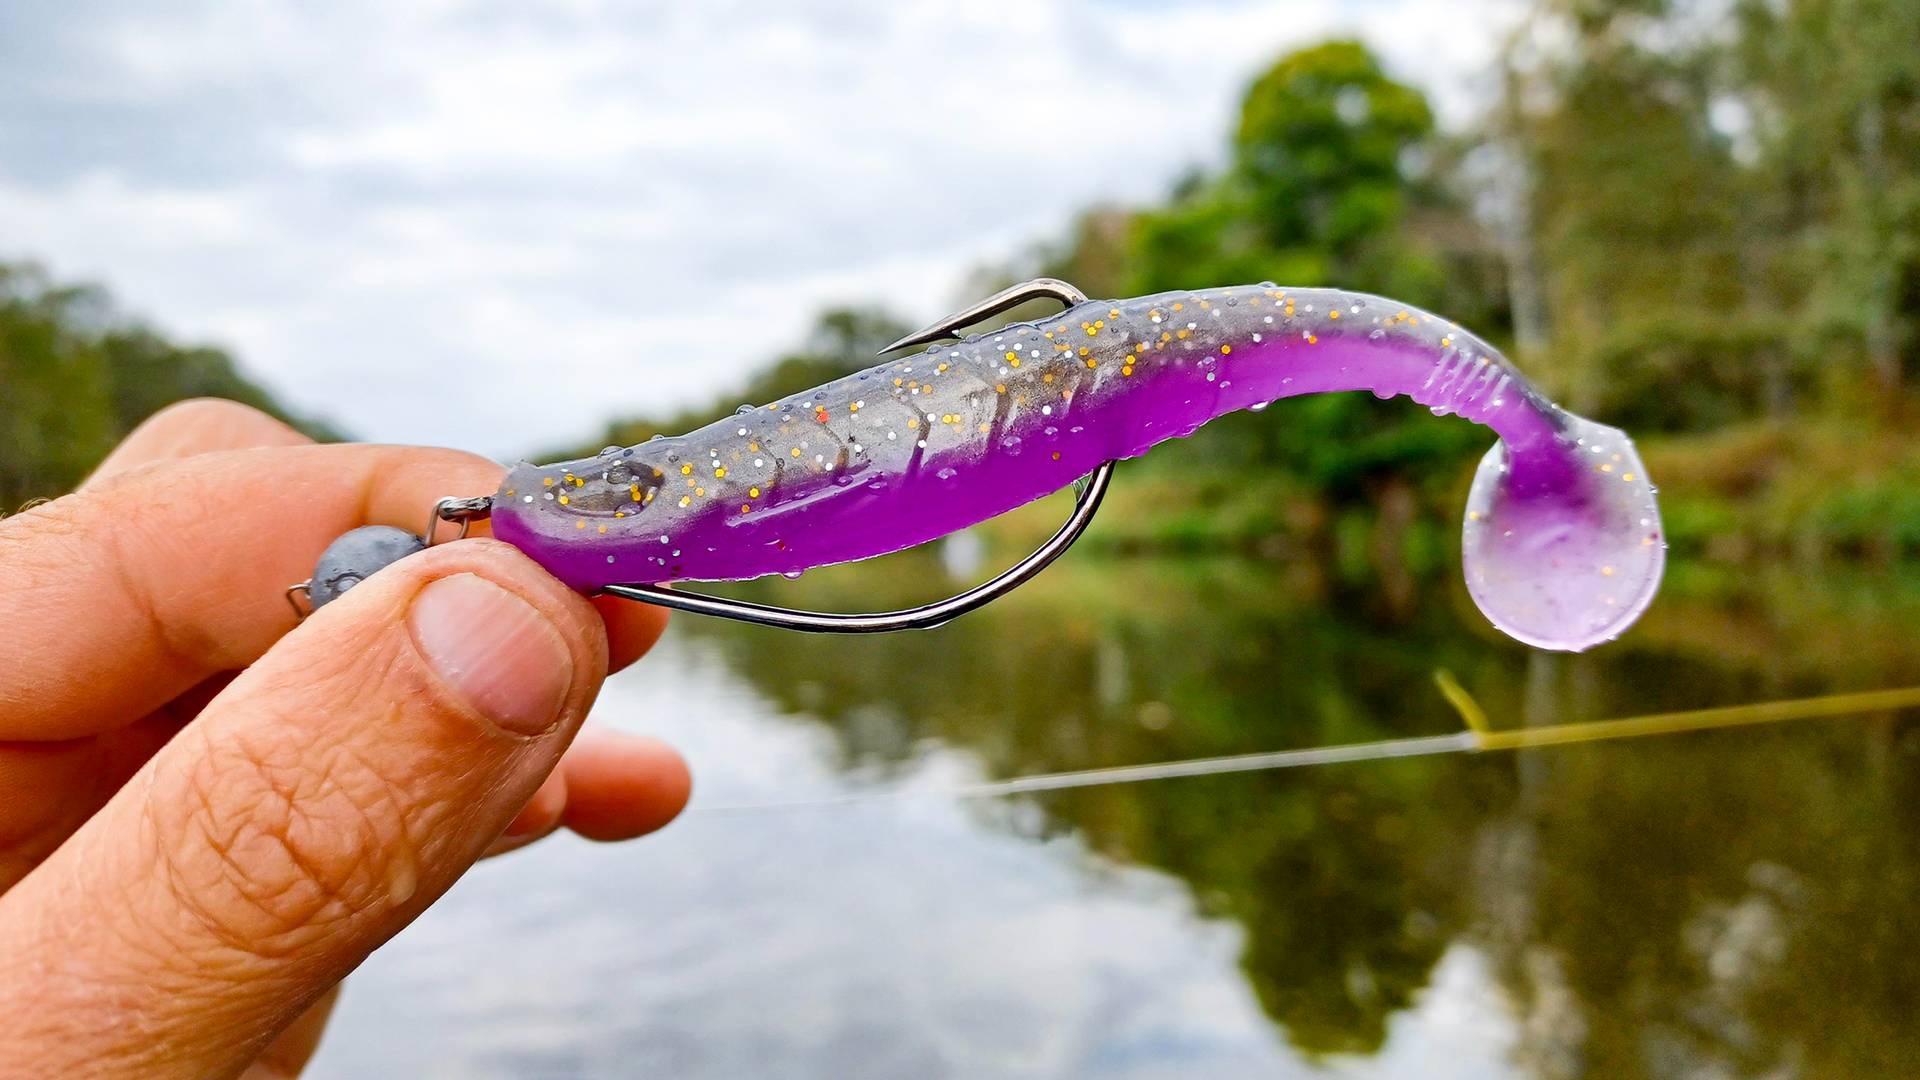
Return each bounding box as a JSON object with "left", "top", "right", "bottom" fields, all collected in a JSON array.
[
  {"left": 289, "top": 526, "right": 425, "bottom": 614},
  {"left": 286, "top": 496, "right": 491, "bottom": 617}
]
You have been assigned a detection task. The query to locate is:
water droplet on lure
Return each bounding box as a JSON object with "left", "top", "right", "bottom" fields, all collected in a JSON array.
[
  {"left": 1248, "top": 401, "right": 1270, "bottom": 412},
  {"left": 736, "top": 404, "right": 755, "bottom": 414},
  {"left": 648, "top": 433, "right": 666, "bottom": 442},
  {"left": 782, "top": 569, "right": 804, "bottom": 580}
]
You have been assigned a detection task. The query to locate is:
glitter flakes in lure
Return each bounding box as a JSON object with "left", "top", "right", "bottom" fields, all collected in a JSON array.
[{"left": 478, "top": 281, "right": 1663, "bottom": 652}]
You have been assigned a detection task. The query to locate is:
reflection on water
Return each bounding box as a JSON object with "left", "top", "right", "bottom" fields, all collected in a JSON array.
[{"left": 314, "top": 537, "right": 1920, "bottom": 1079}]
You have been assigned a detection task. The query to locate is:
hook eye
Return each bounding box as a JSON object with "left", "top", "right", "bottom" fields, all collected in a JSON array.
[{"left": 425, "top": 495, "right": 493, "bottom": 546}]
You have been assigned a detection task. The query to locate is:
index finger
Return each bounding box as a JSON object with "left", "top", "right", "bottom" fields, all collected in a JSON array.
[
  {"left": 0, "top": 443, "right": 504, "bottom": 740},
  {"left": 85, "top": 401, "right": 669, "bottom": 678},
  {"left": 83, "top": 398, "right": 314, "bottom": 487}
]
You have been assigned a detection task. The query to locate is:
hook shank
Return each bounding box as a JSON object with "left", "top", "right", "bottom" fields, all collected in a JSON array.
[{"left": 602, "top": 460, "right": 1114, "bottom": 633}]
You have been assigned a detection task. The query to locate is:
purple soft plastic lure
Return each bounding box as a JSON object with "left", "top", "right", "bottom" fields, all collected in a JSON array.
[{"left": 490, "top": 284, "right": 1664, "bottom": 652}]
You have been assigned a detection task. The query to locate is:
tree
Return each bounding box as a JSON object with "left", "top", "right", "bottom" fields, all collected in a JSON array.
[
  {"left": 1089, "top": 41, "right": 1491, "bottom": 493},
  {"left": 0, "top": 263, "right": 333, "bottom": 510},
  {"left": 1123, "top": 41, "right": 1446, "bottom": 305},
  {"left": 1734, "top": 0, "right": 1920, "bottom": 400},
  {"left": 1502, "top": 0, "right": 1755, "bottom": 419}
]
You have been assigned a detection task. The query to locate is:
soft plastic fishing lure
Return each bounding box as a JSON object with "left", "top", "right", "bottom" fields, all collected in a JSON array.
[{"left": 296, "top": 279, "right": 1663, "bottom": 652}]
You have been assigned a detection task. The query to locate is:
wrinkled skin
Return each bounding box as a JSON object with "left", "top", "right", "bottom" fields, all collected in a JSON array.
[{"left": 0, "top": 400, "right": 692, "bottom": 1078}]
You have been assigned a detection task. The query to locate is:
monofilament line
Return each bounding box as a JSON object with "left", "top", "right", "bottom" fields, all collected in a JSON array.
[
  {"left": 694, "top": 732, "right": 1479, "bottom": 815},
  {"left": 690, "top": 678, "right": 1920, "bottom": 816}
]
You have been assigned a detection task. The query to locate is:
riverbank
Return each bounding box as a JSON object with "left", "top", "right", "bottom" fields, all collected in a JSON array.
[{"left": 966, "top": 418, "right": 1920, "bottom": 574}]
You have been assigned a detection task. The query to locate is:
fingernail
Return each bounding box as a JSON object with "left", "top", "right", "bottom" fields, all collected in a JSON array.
[{"left": 409, "top": 574, "right": 573, "bottom": 736}]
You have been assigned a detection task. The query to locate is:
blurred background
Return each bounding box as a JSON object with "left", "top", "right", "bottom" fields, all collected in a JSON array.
[{"left": 5, "top": 0, "right": 1920, "bottom": 1077}]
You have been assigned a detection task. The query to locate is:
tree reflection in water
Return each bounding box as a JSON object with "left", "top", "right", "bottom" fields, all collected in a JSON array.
[{"left": 682, "top": 541, "right": 1920, "bottom": 1078}]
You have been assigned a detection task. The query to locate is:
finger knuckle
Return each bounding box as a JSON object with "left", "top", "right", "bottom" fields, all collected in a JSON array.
[
  {"left": 0, "top": 492, "right": 87, "bottom": 574},
  {"left": 148, "top": 721, "right": 420, "bottom": 960},
  {"left": 141, "top": 397, "right": 274, "bottom": 436}
]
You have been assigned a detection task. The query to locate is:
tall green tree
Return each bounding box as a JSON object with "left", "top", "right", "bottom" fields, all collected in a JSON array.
[
  {"left": 1127, "top": 40, "right": 1446, "bottom": 304},
  {"left": 1503, "top": 0, "right": 1758, "bottom": 422},
  {"left": 1735, "top": 0, "right": 1920, "bottom": 401},
  {"left": 1044, "top": 41, "right": 1495, "bottom": 496}
]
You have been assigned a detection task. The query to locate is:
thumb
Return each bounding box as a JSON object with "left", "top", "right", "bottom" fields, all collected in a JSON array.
[{"left": 0, "top": 539, "right": 608, "bottom": 1078}]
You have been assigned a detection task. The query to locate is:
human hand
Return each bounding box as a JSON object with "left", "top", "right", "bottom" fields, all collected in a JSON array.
[{"left": 0, "top": 400, "right": 691, "bottom": 1078}]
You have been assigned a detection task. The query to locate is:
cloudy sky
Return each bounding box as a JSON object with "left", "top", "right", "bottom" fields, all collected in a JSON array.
[{"left": 0, "top": 0, "right": 1512, "bottom": 457}]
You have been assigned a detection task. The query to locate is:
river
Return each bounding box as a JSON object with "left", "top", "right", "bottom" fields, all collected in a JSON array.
[{"left": 310, "top": 542, "right": 1920, "bottom": 1079}]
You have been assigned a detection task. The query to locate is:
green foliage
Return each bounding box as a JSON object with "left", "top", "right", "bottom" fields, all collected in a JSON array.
[
  {"left": 1509, "top": 0, "right": 1920, "bottom": 422},
  {"left": 1804, "top": 476, "right": 1920, "bottom": 555},
  {"left": 1503, "top": 0, "right": 1749, "bottom": 413},
  {"left": 1733, "top": 0, "right": 1920, "bottom": 393},
  {"left": 1587, "top": 314, "right": 1810, "bottom": 430},
  {"left": 0, "top": 263, "right": 334, "bottom": 510},
  {"left": 1234, "top": 40, "right": 1436, "bottom": 264},
  {"left": 1071, "top": 39, "right": 1493, "bottom": 518},
  {"left": 1125, "top": 40, "right": 1447, "bottom": 306}
]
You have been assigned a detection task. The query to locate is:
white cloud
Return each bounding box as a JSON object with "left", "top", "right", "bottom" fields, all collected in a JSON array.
[{"left": 0, "top": 0, "right": 1514, "bottom": 458}]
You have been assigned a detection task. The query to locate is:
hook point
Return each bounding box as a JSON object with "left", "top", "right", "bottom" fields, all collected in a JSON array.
[{"left": 877, "top": 277, "right": 1091, "bottom": 356}]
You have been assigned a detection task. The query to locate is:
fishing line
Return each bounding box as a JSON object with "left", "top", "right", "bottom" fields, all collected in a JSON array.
[{"left": 690, "top": 676, "right": 1920, "bottom": 815}]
